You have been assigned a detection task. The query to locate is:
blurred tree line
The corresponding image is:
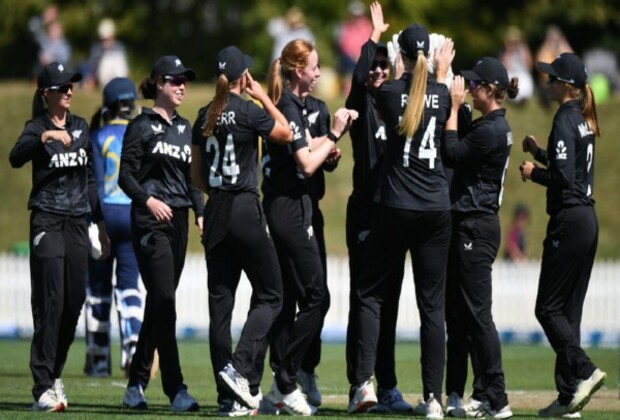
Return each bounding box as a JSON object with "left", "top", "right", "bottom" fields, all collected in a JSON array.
[{"left": 0, "top": 0, "right": 618, "bottom": 82}]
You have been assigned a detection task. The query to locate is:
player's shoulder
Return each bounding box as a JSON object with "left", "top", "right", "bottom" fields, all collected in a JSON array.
[
  {"left": 67, "top": 112, "right": 89, "bottom": 129},
  {"left": 305, "top": 94, "right": 327, "bottom": 108},
  {"left": 426, "top": 80, "right": 450, "bottom": 95},
  {"left": 174, "top": 112, "right": 191, "bottom": 127},
  {"left": 378, "top": 79, "right": 404, "bottom": 94}
]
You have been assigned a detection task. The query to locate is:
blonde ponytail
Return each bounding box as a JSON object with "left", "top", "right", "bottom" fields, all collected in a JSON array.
[{"left": 399, "top": 51, "right": 428, "bottom": 138}]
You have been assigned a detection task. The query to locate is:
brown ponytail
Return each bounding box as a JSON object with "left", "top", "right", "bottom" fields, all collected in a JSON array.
[
  {"left": 202, "top": 74, "right": 230, "bottom": 137},
  {"left": 267, "top": 58, "right": 283, "bottom": 104},
  {"left": 582, "top": 83, "right": 601, "bottom": 137},
  {"left": 139, "top": 76, "right": 158, "bottom": 100},
  {"left": 31, "top": 90, "right": 47, "bottom": 119}
]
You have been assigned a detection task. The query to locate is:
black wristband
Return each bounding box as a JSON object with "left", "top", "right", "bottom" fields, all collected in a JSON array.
[{"left": 327, "top": 131, "right": 339, "bottom": 143}]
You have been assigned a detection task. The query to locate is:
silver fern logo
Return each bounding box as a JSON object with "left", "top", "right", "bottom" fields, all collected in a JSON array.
[
  {"left": 33, "top": 232, "right": 46, "bottom": 248},
  {"left": 140, "top": 233, "right": 153, "bottom": 249}
]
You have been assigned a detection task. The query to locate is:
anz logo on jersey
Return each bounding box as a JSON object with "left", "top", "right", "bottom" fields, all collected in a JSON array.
[
  {"left": 152, "top": 141, "right": 192, "bottom": 163},
  {"left": 48, "top": 148, "right": 88, "bottom": 168},
  {"left": 555, "top": 140, "right": 568, "bottom": 160},
  {"left": 290, "top": 121, "right": 303, "bottom": 141}
]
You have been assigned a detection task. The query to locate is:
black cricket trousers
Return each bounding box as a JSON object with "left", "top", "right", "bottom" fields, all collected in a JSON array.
[
  {"left": 300, "top": 199, "right": 331, "bottom": 375},
  {"left": 29, "top": 211, "right": 89, "bottom": 400},
  {"left": 127, "top": 205, "right": 189, "bottom": 401},
  {"left": 345, "top": 194, "right": 405, "bottom": 390},
  {"left": 446, "top": 212, "right": 507, "bottom": 410},
  {"left": 535, "top": 205, "right": 598, "bottom": 405},
  {"left": 355, "top": 206, "right": 451, "bottom": 401},
  {"left": 206, "top": 192, "right": 282, "bottom": 401},
  {"left": 261, "top": 194, "right": 328, "bottom": 395}
]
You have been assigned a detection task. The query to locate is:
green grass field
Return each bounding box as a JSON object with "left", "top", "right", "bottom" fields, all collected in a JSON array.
[
  {"left": 1, "top": 82, "right": 620, "bottom": 259},
  {"left": 0, "top": 340, "right": 617, "bottom": 418}
]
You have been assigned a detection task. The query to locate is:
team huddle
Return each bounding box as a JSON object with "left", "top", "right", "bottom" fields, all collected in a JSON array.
[{"left": 9, "top": 1, "right": 607, "bottom": 418}]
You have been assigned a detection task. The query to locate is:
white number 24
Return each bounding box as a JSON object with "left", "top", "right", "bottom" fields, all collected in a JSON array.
[{"left": 205, "top": 134, "right": 240, "bottom": 187}]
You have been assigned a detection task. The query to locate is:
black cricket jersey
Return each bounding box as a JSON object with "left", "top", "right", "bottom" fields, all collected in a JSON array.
[
  {"left": 261, "top": 89, "right": 309, "bottom": 197},
  {"left": 345, "top": 39, "right": 387, "bottom": 202},
  {"left": 304, "top": 95, "right": 331, "bottom": 201},
  {"left": 119, "top": 108, "right": 203, "bottom": 213},
  {"left": 443, "top": 108, "right": 512, "bottom": 214},
  {"left": 192, "top": 93, "right": 276, "bottom": 193},
  {"left": 375, "top": 74, "right": 451, "bottom": 210},
  {"left": 531, "top": 100, "right": 595, "bottom": 215},
  {"left": 9, "top": 112, "right": 103, "bottom": 222}
]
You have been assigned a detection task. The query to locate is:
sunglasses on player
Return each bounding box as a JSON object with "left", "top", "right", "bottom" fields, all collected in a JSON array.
[
  {"left": 164, "top": 75, "right": 188, "bottom": 86},
  {"left": 469, "top": 80, "right": 489, "bottom": 91},
  {"left": 49, "top": 84, "right": 73, "bottom": 94},
  {"left": 371, "top": 59, "right": 389, "bottom": 70}
]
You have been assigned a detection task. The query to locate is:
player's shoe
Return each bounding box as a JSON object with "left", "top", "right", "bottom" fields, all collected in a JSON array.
[
  {"left": 368, "top": 387, "right": 413, "bottom": 413},
  {"left": 296, "top": 369, "right": 321, "bottom": 407},
  {"left": 171, "top": 389, "right": 199, "bottom": 412},
  {"left": 258, "top": 387, "right": 280, "bottom": 415},
  {"left": 32, "top": 388, "right": 66, "bottom": 412},
  {"left": 218, "top": 398, "right": 259, "bottom": 417},
  {"left": 122, "top": 384, "right": 147, "bottom": 409},
  {"left": 347, "top": 380, "right": 377, "bottom": 413},
  {"left": 53, "top": 378, "right": 68, "bottom": 408},
  {"left": 464, "top": 399, "right": 512, "bottom": 419},
  {"left": 568, "top": 368, "right": 606, "bottom": 413},
  {"left": 219, "top": 363, "right": 257, "bottom": 409},
  {"left": 266, "top": 384, "right": 316, "bottom": 416},
  {"left": 425, "top": 393, "right": 444, "bottom": 419},
  {"left": 539, "top": 399, "right": 571, "bottom": 417},
  {"left": 446, "top": 392, "right": 465, "bottom": 417},
  {"left": 461, "top": 398, "right": 483, "bottom": 417}
]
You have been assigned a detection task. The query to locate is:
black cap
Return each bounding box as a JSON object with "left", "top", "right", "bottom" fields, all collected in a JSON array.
[
  {"left": 398, "top": 24, "right": 430, "bottom": 58},
  {"left": 216, "top": 46, "right": 253, "bottom": 81},
  {"left": 151, "top": 55, "right": 196, "bottom": 81},
  {"left": 537, "top": 52, "right": 587, "bottom": 88},
  {"left": 37, "top": 62, "right": 82, "bottom": 89},
  {"left": 461, "top": 56, "right": 509, "bottom": 89},
  {"left": 103, "top": 77, "right": 136, "bottom": 105},
  {"left": 376, "top": 41, "right": 388, "bottom": 56}
]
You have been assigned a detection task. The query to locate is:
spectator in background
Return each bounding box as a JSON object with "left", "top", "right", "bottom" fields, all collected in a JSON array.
[
  {"left": 268, "top": 7, "right": 315, "bottom": 64},
  {"left": 504, "top": 203, "right": 530, "bottom": 263},
  {"left": 535, "top": 25, "right": 573, "bottom": 107},
  {"left": 85, "top": 18, "right": 130, "bottom": 89},
  {"left": 335, "top": 1, "right": 373, "bottom": 96},
  {"left": 583, "top": 47, "right": 619, "bottom": 104},
  {"left": 29, "top": 4, "right": 71, "bottom": 72},
  {"left": 500, "top": 26, "right": 534, "bottom": 104}
]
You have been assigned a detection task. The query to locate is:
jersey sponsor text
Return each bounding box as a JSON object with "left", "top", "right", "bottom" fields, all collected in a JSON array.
[
  {"left": 48, "top": 148, "right": 88, "bottom": 168},
  {"left": 152, "top": 141, "right": 192, "bottom": 163}
]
